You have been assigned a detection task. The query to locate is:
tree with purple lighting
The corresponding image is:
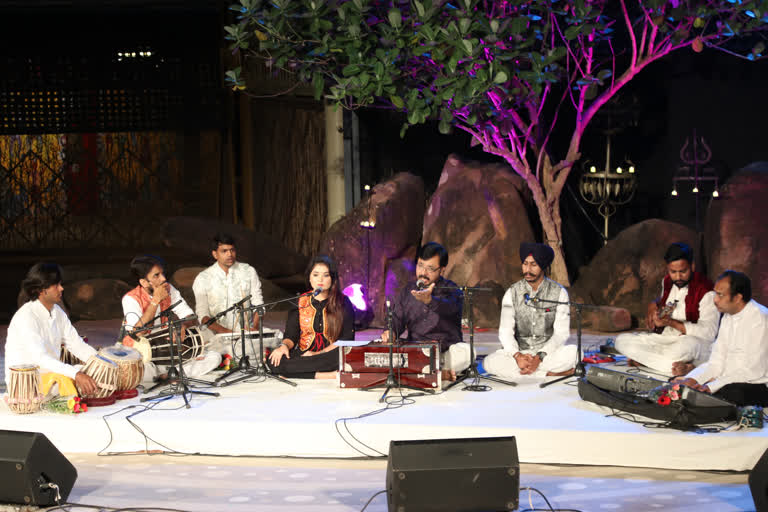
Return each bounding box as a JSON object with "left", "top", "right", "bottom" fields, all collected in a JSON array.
[{"left": 225, "top": 0, "right": 767, "bottom": 284}]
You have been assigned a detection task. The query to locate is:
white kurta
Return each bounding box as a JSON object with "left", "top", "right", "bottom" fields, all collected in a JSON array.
[
  {"left": 122, "top": 285, "right": 220, "bottom": 380},
  {"left": 192, "top": 261, "right": 264, "bottom": 333},
  {"left": 484, "top": 282, "right": 576, "bottom": 378},
  {"left": 614, "top": 285, "right": 720, "bottom": 376},
  {"left": 685, "top": 299, "right": 768, "bottom": 393},
  {"left": 4, "top": 300, "right": 97, "bottom": 384}
]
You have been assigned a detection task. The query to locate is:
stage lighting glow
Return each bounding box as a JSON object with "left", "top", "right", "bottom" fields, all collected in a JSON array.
[
  {"left": 692, "top": 186, "right": 699, "bottom": 193},
  {"left": 671, "top": 189, "right": 678, "bottom": 196},
  {"left": 343, "top": 284, "right": 367, "bottom": 311},
  {"left": 712, "top": 189, "right": 719, "bottom": 197}
]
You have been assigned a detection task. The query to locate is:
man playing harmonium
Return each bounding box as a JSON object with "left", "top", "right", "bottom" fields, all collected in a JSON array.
[
  {"left": 483, "top": 242, "right": 576, "bottom": 379},
  {"left": 121, "top": 255, "right": 221, "bottom": 381},
  {"left": 676, "top": 270, "right": 768, "bottom": 407},
  {"left": 4, "top": 262, "right": 99, "bottom": 396},
  {"left": 615, "top": 242, "right": 719, "bottom": 377},
  {"left": 381, "top": 242, "right": 470, "bottom": 380}
]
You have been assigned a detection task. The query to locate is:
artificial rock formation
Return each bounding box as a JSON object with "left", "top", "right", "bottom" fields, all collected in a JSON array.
[
  {"left": 705, "top": 161, "right": 768, "bottom": 305},
  {"left": 162, "top": 217, "right": 308, "bottom": 279},
  {"left": 63, "top": 279, "right": 132, "bottom": 321},
  {"left": 319, "top": 172, "right": 425, "bottom": 326},
  {"left": 571, "top": 219, "right": 700, "bottom": 325},
  {"left": 422, "top": 155, "right": 537, "bottom": 327}
]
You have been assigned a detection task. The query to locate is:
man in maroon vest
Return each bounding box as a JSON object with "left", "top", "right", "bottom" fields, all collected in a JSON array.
[{"left": 615, "top": 243, "right": 720, "bottom": 377}]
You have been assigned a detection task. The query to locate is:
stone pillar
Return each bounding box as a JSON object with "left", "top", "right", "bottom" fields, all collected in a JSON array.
[{"left": 325, "top": 104, "right": 345, "bottom": 227}]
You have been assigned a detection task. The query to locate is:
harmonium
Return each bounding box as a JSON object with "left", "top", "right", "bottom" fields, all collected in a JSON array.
[{"left": 338, "top": 341, "right": 441, "bottom": 389}]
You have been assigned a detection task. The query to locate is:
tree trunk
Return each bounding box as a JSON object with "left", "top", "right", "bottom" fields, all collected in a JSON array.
[{"left": 533, "top": 196, "right": 569, "bottom": 286}]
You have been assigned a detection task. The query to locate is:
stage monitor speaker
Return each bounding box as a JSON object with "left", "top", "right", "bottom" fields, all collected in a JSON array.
[
  {"left": 0, "top": 430, "right": 77, "bottom": 506},
  {"left": 386, "top": 436, "right": 519, "bottom": 512},
  {"left": 750, "top": 446, "right": 768, "bottom": 512}
]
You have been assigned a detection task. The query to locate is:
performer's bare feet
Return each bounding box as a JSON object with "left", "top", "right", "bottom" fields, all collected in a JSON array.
[
  {"left": 315, "top": 371, "right": 337, "bottom": 380},
  {"left": 627, "top": 359, "right": 641, "bottom": 367},
  {"left": 671, "top": 361, "right": 695, "bottom": 376},
  {"left": 442, "top": 369, "right": 457, "bottom": 381},
  {"left": 546, "top": 368, "right": 575, "bottom": 377}
]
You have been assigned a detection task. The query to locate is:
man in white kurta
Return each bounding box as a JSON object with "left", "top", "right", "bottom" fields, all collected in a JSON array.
[
  {"left": 484, "top": 243, "right": 576, "bottom": 379},
  {"left": 615, "top": 243, "right": 719, "bottom": 377},
  {"left": 677, "top": 271, "right": 768, "bottom": 407},
  {"left": 192, "top": 233, "right": 270, "bottom": 357},
  {"left": 4, "top": 263, "right": 98, "bottom": 395},
  {"left": 122, "top": 255, "right": 221, "bottom": 381}
]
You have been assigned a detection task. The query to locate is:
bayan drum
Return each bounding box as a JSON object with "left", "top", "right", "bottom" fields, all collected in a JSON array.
[
  {"left": 99, "top": 344, "right": 144, "bottom": 399},
  {"left": 133, "top": 326, "right": 206, "bottom": 366},
  {"left": 4, "top": 365, "right": 43, "bottom": 414},
  {"left": 79, "top": 355, "right": 119, "bottom": 406}
]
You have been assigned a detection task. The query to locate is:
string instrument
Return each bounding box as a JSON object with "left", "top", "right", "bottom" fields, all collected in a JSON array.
[{"left": 653, "top": 299, "right": 679, "bottom": 334}]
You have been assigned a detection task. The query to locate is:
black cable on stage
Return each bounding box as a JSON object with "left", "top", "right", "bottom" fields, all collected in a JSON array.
[
  {"left": 359, "top": 489, "right": 387, "bottom": 512},
  {"left": 44, "top": 503, "right": 193, "bottom": 512},
  {"left": 519, "top": 486, "right": 583, "bottom": 512}
]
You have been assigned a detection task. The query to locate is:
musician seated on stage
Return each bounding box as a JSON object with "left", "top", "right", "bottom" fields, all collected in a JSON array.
[
  {"left": 675, "top": 270, "right": 768, "bottom": 407},
  {"left": 192, "top": 232, "right": 264, "bottom": 350},
  {"left": 121, "top": 255, "right": 221, "bottom": 381},
  {"left": 483, "top": 242, "right": 576, "bottom": 379},
  {"left": 267, "top": 254, "right": 354, "bottom": 379},
  {"left": 4, "top": 262, "right": 98, "bottom": 396},
  {"left": 380, "top": 242, "right": 470, "bottom": 381},
  {"left": 615, "top": 243, "right": 719, "bottom": 377}
]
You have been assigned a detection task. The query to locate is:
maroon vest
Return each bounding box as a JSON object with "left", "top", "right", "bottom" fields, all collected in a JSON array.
[{"left": 658, "top": 271, "right": 713, "bottom": 324}]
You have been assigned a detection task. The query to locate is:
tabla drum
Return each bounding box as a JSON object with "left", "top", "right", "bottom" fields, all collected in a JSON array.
[
  {"left": 4, "top": 364, "right": 43, "bottom": 414},
  {"left": 60, "top": 345, "right": 84, "bottom": 366},
  {"left": 99, "top": 344, "right": 144, "bottom": 399},
  {"left": 79, "top": 354, "right": 119, "bottom": 406},
  {"left": 133, "top": 326, "right": 206, "bottom": 366}
]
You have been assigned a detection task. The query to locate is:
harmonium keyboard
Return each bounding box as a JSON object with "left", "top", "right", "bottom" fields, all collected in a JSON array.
[{"left": 338, "top": 341, "right": 441, "bottom": 390}]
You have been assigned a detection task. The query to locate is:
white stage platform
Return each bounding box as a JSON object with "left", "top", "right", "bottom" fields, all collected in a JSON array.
[{"left": 2, "top": 370, "right": 765, "bottom": 471}]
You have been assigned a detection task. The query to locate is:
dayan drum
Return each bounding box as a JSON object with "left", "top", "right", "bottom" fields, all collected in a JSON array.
[
  {"left": 338, "top": 341, "right": 441, "bottom": 389},
  {"left": 133, "top": 326, "right": 206, "bottom": 366},
  {"left": 59, "top": 336, "right": 89, "bottom": 365},
  {"left": 4, "top": 364, "right": 43, "bottom": 414},
  {"left": 79, "top": 354, "right": 119, "bottom": 405},
  {"left": 99, "top": 344, "right": 144, "bottom": 399}
]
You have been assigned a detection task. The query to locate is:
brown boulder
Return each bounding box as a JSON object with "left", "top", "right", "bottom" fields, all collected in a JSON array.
[
  {"left": 172, "top": 267, "right": 206, "bottom": 289},
  {"left": 571, "top": 219, "right": 701, "bottom": 325},
  {"left": 421, "top": 155, "right": 536, "bottom": 326},
  {"left": 581, "top": 306, "right": 632, "bottom": 332},
  {"left": 161, "top": 217, "right": 308, "bottom": 278},
  {"left": 63, "top": 279, "right": 132, "bottom": 321},
  {"left": 468, "top": 280, "right": 506, "bottom": 329},
  {"left": 320, "top": 173, "right": 425, "bottom": 326},
  {"left": 705, "top": 162, "right": 768, "bottom": 304}
]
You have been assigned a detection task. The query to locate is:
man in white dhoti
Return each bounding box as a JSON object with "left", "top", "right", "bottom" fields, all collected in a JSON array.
[
  {"left": 483, "top": 242, "right": 576, "bottom": 379},
  {"left": 676, "top": 270, "right": 768, "bottom": 407},
  {"left": 614, "top": 243, "right": 719, "bottom": 377}
]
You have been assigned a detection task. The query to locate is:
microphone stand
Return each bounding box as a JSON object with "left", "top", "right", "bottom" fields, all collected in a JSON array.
[
  {"left": 214, "top": 293, "right": 308, "bottom": 387},
  {"left": 140, "top": 315, "right": 220, "bottom": 408},
  {"left": 445, "top": 286, "right": 517, "bottom": 390},
  {"left": 531, "top": 296, "right": 601, "bottom": 389}
]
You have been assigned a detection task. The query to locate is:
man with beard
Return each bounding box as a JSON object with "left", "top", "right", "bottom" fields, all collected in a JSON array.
[
  {"left": 381, "top": 242, "right": 469, "bottom": 380},
  {"left": 615, "top": 243, "right": 719, "bottom": 377},
  {"left": 676, "top": 270, "right": 768, "bottom": 407},
  {"left": 483, "top": 242, "right": 576, "bottom": 379},
  {"left": 122, "top": 255, "right": 221, "bottom": 381},
  {"left": 193, "top": 233, "right": 264, "bottom": 347}
]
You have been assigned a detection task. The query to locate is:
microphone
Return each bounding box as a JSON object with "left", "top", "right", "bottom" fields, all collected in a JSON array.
[
  {"left": 312, "top": 288, "right": 323, "bottom": 297},
  {"left": 416, "top": 279, "right": 428, "bottom": 290},
  {"left": 523, "top": 293, "right": 531, "bottom": 304},
  {"left": 158, "top": 299, "right": 182, "bottom": 318},
  {"left": 117, "top": 319, "right": 127, "bottom": 344}
]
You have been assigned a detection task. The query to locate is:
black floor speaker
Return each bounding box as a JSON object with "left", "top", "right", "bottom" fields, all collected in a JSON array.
[
  {"left": 750, "top": 446, "right": 768, "bottom": 512},
  {"left": 0, "top": 430, "right": 77, "bottom": 506},
  {"left": 386, "top": 436, "right": 519, "bottom": 512}
]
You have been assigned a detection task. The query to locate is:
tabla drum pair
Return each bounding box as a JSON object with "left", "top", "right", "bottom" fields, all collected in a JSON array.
[
  {"left": 99, "top": 344, "right": 144, "bottom": 399},
  {"left": 4, "top": 364, "right": 44, "bottom": 414},
  {"left": 132, "top": 326, "right": 206, "bottom": 366}
]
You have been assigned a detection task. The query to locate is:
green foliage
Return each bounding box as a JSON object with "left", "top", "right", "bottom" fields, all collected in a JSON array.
[{"left": 226, "top": 0, "right": 768, "bottom": 146}]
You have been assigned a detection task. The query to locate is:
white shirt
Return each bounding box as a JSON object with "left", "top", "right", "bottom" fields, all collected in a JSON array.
[
  {"left": 499, "top": 282, "right": 571, "bottom": 356},
  {"left": 121, "top": 284, "right": 194, "bottom": 330},
  {"left": 192, "top": 261, "right": 263, "bottom": 331},
  {"left": 686, "top": 300, "right": 768, "bottom": 392},
  {"left": 659, "top": 283, "right": 720, "bottom": 341},
  {"left": 4, "top": 300, "right": 97, "bottom": 383}
]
